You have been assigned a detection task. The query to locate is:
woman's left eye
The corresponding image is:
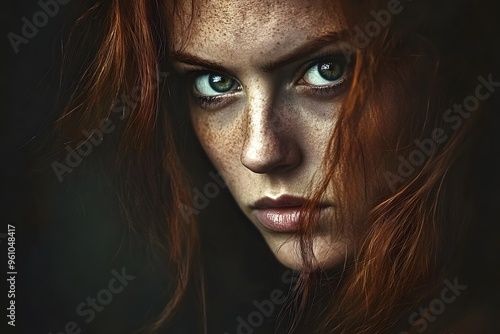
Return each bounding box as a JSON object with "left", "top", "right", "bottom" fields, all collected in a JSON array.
[{"left": 301, "top": 57, "right": 348, "bottom": 87}]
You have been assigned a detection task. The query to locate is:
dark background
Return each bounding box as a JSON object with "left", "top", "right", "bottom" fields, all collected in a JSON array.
[{"left": 2, "top": 1, "right": 500, "bottom": 334}]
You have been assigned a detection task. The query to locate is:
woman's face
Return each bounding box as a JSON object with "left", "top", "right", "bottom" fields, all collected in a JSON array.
[{"left": 170, "top": 0, "right": 376, "bottom": 269}]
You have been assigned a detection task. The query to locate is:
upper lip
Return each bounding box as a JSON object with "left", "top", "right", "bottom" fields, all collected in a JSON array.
[{"left": 250, "top": 195, "right": 309, "bottom": 210}]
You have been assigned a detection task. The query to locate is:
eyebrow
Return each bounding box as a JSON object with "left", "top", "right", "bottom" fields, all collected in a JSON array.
[{"left": 171, "top": 30, "right": 347, "bottom": 73}]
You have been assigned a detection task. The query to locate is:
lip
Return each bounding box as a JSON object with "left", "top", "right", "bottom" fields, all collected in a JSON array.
[
  {"left": 251, "top": 195, "right": 328, "bottom": 232},
  {"left": 251, "top": 195, "right": 308, "bottom": 210}
]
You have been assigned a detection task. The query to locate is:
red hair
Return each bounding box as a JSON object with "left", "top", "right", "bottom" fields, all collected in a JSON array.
[
  {"left": 293, "top": 1, "right": 494, "bottom": 332},
  {"left": 55, "top": 0, "right": 497, "bottom": 333},
  {"left": 56, "top": 0, "right": 202, "bottom": 331}
]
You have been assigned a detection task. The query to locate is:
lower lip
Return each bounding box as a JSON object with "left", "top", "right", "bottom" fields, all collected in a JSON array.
[{"left": 252, "top": 207, "right": 305, "bottom": 232}]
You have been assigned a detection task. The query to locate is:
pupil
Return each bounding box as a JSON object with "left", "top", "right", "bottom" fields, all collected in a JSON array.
[
  {"left": 319, "top": 62, "right": 343, "bottom": 81},
  {"left": 209, "top": 75, "right": 233, "bottom": 92}
]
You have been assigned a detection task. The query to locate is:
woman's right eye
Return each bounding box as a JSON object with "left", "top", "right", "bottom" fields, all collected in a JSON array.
[{"left": 193, "top": 73, "right": 241, "bottom": 96}]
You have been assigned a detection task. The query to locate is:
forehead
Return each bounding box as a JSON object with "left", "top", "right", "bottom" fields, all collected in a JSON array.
[{"left": 170, "top": 0, "right": 344, "bottom": 54}]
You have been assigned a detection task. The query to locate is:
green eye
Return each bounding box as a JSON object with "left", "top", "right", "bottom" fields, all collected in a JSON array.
[
  {"left": 194, "top": 73, "right": 239, "bottom": 96},
  {"left": 209, "top": 75, "right": 234, "bottom": 92},
  {"left": 303, "top": 58, "right": 346, "bottom": 86}
]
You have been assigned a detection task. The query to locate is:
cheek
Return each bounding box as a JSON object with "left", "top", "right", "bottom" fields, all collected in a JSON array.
[
  {"left": 295, "top": 99, "right": 339, "bottom": 163},
  {"left": 190, "top": 96, "right": 340, "bottom": 170},
  {"left": 190, "top": 111, "right": 244, "bottom": 182}
]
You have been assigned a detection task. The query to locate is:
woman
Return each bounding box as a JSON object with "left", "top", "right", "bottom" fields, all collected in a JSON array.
[{"left": 52, "top": 0, "right": 499, "bottom": 332}]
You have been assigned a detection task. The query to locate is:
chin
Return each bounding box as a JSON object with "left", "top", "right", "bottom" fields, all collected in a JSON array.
[{"left": 264, "top": 235, "right": 350, "bottom": 271}]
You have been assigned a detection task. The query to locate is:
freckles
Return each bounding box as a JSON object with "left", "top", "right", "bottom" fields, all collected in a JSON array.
[
  {"left": 191, "top": 113, "right": 244, "bottom": 175},
  {"left": 276, "top": 103, "right": 297, "bottom": 133},
  {"left": 191, "top": 115, "right": 214, "bottom": 147}
]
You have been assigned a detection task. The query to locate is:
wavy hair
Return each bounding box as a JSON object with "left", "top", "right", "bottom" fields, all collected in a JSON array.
[{"left": 55, "top": 0, "right": 497, "bottom": 333}]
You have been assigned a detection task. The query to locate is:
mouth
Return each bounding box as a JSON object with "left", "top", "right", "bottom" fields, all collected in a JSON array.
[{"left": 250, "top": 195, "right": 329, "bottom": 232}]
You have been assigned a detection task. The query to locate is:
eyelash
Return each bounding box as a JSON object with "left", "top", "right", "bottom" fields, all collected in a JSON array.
[
  {"left": 185, "top": 71, "right": 240, "bottom": 108},
  {"left": 187, "top": 52, "right": 353, "bottom": 109},
  {"left": 193, "top": 94, "right": 226, "bottom": 108},
  {"left": 297, "top": 52, "right": 352, "bottom": 95}
]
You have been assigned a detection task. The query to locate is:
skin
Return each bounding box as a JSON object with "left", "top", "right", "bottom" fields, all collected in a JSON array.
[{"left": 170, "top": 0, "right": 368, "bottom": 269}]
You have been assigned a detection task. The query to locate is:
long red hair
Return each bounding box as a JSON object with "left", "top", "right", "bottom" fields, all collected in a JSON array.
[{"left": 55, "top": 0, "right": 498, "bottom": 333}]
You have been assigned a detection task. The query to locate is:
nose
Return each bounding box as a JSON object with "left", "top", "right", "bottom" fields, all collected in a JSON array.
[{"left": 240, "top": 94, "right": 302, "bottom": 174}]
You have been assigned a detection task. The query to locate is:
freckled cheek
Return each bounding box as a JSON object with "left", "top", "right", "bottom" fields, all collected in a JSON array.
[
  {"left": 190, "top": 113, "right": 245, "bottom": 183},
  {"left": 296, "top": 101, "right": 339, "bottom": 159}
]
